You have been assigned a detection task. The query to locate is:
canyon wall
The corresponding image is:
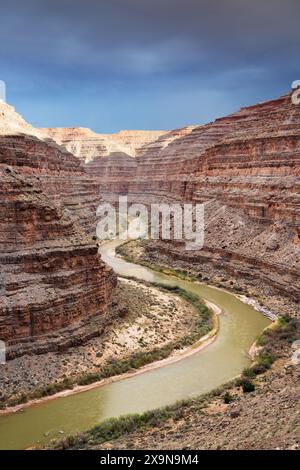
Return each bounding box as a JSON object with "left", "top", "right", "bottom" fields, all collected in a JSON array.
[
  {"left": 0, "top": 167, "right": 115, "bottom": 359},
  {"left": 0, "top": 101, "right": 102, "bottom": 232},
  {"left": 0, "top": 134, "right": 101, "bottom": 233},
  {"left": 64, "top": 92, "right": 299, "bottom": 303},
  {"left": 137, "top": 94, "right": 300, "bottom": 302},
  {"left": 0, "top": 102, "right": 116, "bottom": 358},
  {"left": 40, "top": 127, "right": 165, "bottom": 162}
]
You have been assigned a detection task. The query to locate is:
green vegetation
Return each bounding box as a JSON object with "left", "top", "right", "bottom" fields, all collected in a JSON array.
[
  {"left": 116, "top": 241, "right": 198, "bottom": 281},
  {"left": 241, "top": 379, "right": 255, "bottom": 393},
  {"left": 241, "top": 367, "right": 256, "bottom": 379},
  {"left": 223, "top": 391, "right": 233, "bottom": 403},
  {"left": 48, "top": 410, "right": 176, "bottom": 449},
  {"left": 0, "top": 377, "right": 74, "bottom": 409},
  {"left": 76, "top": 283, "right": 213, "bottom": 386},
  {"left": 116, "top": 241, "right": 250, "bottom": 295},
  {"left": 251, "top": 354, "right": 274, "bottom": 375},
  {"left": 234, "top": 314, "right": 299, "bottom": 396}
]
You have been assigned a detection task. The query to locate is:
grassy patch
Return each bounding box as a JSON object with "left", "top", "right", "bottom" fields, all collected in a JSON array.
[
  {"left": 223, "top": 391, "right": 234, "bottom": 404},
  {"left": 241, "top": 379, "right": 255, "bottom": 393},
  {"left": 237, "top": 315, "right": 299, "bottom": 387}
]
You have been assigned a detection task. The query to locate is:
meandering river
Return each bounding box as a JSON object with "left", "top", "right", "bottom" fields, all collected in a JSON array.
[{"left": 0, "top": 240, "right": 270, "bottom": 449}]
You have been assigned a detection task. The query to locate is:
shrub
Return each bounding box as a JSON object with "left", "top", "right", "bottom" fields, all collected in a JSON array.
[
  {"left": 242, "top": 367, "right": 256, "bottom": 379},
  {"left": 224, "top": 391, "right": 233, "bottom": 404},
  {"left": 241, "top": 379, "right": 255, "bottom": 393}
]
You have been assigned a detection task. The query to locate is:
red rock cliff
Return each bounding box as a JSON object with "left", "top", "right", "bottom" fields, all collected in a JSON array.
[
  {"left": 40, "top": 127, "right": 165, "bottom": 162},
  {"left": 64, "top": 92, "right": 300, "bottom": 302},
  {"left": 0, "top": 103, "right": 116, "bottom": 358},
  {"left": 0, "top": 167, "right": 116, "bottom": 358}
]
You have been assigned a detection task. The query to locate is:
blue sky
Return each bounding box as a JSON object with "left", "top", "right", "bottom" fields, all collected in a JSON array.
[{"left": 1, "top": 0, "right": 299, "bottom": 132}]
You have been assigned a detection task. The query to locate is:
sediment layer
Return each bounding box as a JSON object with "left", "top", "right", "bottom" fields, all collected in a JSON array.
[
  {"left": 0, "top": 102, "right": 116, "bottom": 357},
  {"left": 0, "top": 167, "right": 115, "bottom": 358},
  {"left": 40, "top": 127, "right": 165, "bottom": 162}
]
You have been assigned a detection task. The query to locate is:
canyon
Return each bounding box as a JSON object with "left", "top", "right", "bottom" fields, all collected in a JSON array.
[
  {"left": 41, "top": 127, "right": 165, "bottom": 162},
  {"left": 42, "top": 93, "right": 300, "bottom": 313},
  {"left": 0, "top": 91, "right": 299, "bottom": 450},
  {"left": 1, "top": 91, "right": 299, "bottom": 358}
]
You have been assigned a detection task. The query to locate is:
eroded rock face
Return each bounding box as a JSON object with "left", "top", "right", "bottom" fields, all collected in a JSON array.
[
  {"left": 0, "top": 167, "right": 116, "bottom": 358},
  {"left": 39, "top": 127, "right": 166, "bottom": 205},
  {"left": 85, "top": 152, "right": 137, "bottom": 204},
  {"left": 65, "top": 92, "right": 300, "bottom": 302},
  {"left": 0, "top": 101, "right": 41, "bottom": 137},
  {"left": 0, "top": 134, "right": 101, "bottom": 233},
  {"left": 0, "top": 102, "right": 117, "bottom": 358},
  {"left": 0, "top": 101, "right": 103, "bottom": 232},
  {"left": 136, "top": 94, "right": 300, "bottom": 301},
  {"left": 40, "top": 127, "right": 165, "bottom": 162}
]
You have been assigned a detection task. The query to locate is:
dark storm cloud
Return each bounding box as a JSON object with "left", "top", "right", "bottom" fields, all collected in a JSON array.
[{"left": 1, "top": 0, "right": 299, "bottom": 131}]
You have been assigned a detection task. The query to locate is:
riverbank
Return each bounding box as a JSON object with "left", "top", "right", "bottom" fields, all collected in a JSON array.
[
  {"left": 0, "top": 307, "right": 219, "bottom": 418},
  {"left": 116, "top": 240, "right": 298, "bottom": 320},
  {"left": 46, "top": 315, "right": 300, "bottom": 450},
  {"left": 0, "top": 278, "right": 216, "bottom": 414}
]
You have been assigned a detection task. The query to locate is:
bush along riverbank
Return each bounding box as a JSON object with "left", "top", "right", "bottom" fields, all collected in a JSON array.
[{"left": 45, "top": 315, "right": 300, "bottom": 450}]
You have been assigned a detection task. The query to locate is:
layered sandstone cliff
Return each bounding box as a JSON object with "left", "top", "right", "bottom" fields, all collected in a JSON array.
[
  {"left": 0, "top": 102, "right": 116, "bottom": 358},
  {"left": 0, "top": 101, "right": 102, "bottom": 232},
  {"left": 85, "top": 152, "right": 137, "bottom": 203},
  {"left": 0, "top": 167, "right": 115, "bottom": 358},
  {"left": 0, "top": 134, "right": 101, "bottom": 233},
  {"left": 71, "top": 92, "right": 299, "bottom": 303},
  {"left": 40, "top": 127, "right": 165, "bottom": 162},
  {"left": 136, "top": 94, "right": 300, "bottom": 302}
]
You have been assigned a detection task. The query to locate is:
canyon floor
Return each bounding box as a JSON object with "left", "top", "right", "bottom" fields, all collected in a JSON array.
[{"left": 0, "top": 279, "right": 205, "bottom": 407}]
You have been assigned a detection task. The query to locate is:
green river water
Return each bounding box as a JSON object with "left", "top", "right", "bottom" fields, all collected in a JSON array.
[{"left": 0, "top": 239, "right": 270, "bottom": 449}]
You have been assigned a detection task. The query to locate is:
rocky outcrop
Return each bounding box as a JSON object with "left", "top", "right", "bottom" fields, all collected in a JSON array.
[
  {"left": 0, "top": 167, "right": 116, "bottom": 359},
  {"left": 0, "top": 101, "right": 41, "bottom": 137},
  {"left": 0, "top": 133, "right": 101, "bottom": 233},
  {"left": 40, "top": 127, "right": 165, "bottom": 162},
  {"left": 0, "top": 102, "right": 117, "bottom": 358}
]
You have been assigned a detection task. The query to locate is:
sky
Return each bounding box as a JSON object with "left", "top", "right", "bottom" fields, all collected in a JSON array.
[{"left": 1, "top": 0, "right": 299, "bottom": 132}]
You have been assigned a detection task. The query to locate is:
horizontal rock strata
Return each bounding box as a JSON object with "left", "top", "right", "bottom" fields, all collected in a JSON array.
[
  {"left": 0, "top": 102, "right": 117, "bottom": 358},
  {"left": 0, "top": 134, "right": 101, "bottom": 233},
  {"left": 0, "top": 167, "right": 116, "bottom": 358},
  {"left": 40, "top": 127, "right": 165, "bottom": 162},
  {"left": 67, "top": 93, "right": 300, "bottom": 302}
]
